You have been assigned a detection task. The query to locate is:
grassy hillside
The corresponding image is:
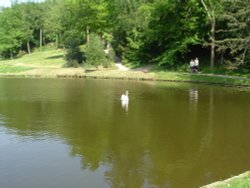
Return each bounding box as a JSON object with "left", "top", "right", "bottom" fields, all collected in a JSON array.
[{"left": 0, "top": 47, "right": 66, "bottom": 73}]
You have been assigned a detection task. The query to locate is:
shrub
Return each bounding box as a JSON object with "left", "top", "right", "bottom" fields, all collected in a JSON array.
[
  {"left": 85, "top": 34, "right": 111, "bottom": 68},
  {"left": 62, "top": 31, "right": 85, "bottom": 67}
]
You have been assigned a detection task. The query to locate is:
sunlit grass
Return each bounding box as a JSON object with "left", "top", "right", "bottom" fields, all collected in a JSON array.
[
  {"left": 0, "top": 65, "right": 33, "bottom": 73},
  {"left": 0, "top": 47, "right": 66, "bottom": 68},
  {"left": 202, "top": 172, "right": 250, "bottom": 188}
]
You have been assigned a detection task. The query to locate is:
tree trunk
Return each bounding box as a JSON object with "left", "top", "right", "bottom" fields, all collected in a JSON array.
[
  {"left": 27, "top": 40, "right": 31, "bottom": 54},
  {"left": 86, "top": 26, "right": 90, "bottom": 46},
  {"left": 56, "top": 33, "right": 59, "bottom": 48},
  {"left": 220, "top": 51, "right": 224, "bottom": 64},
  {"left": 10, "top": 49, "right": 13, "bottom": 60},
  {"left": 200, "top": 0, "right": 216, "bottom": 70},
  {"left": 210, "top": 18, "right": 216, "bottom": 70},
  {"left": 241, "top": 46, "right": 248, "bottom": 64},
  {"left": 40, "top": 28, "right": 43, "bottom": 50}
]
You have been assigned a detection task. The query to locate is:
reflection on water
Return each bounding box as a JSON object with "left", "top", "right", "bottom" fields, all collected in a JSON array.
[
  {"left": 189, "top": 88, "right": 198, "bottom": 104},
  {"left": 0, "top": 78, "right": 250, "bottom": 188}
]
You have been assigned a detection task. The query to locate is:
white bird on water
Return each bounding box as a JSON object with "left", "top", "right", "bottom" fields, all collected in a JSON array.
[{"left": 121, "top": 91, "right": 129, "bottom": 101}]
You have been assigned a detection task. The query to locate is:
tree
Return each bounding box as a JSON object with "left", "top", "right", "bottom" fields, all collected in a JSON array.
[
  {"left": 20, "top": 2, "right": 46, "bottom": 53},
  {"left": 71, "top": 0, "right": 110, "bottom": 45},
  {"left": 119, "top": 0, "right": 205, "bottom": 67},
  {"left": 63, "top": 30, "right": 85, "bottom": 67},
  {"left": 0, "top": 6, "right": 24, "bottom": 58},
  {"left": 19, "top": 3, "right": 34, "bottom": 54},
  {"left": 216, "top": 0, "right": 250, "bottom": 67},
  {"left": 44, "top": 0, "right": 64, "bottom": 48},
  {"left": 32, "top": 2, "right": 46, "bottom": 50},
  {"left": 200, "top": 0, "right": 223, "bottom": 69},
  {"left": 109, "top": 0, "right": 153, "bottom": 61},
  {"left": 85, "top": 34, "right": 110, "bottom": 68}
]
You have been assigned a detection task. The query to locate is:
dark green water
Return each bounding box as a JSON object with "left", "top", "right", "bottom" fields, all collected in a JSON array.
[{"left": 0, "top": 78, "right": 250, "bottom": 188}]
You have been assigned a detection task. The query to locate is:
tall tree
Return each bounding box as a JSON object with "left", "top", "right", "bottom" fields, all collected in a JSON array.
[
  {"left": 21, "top": 2, "right": 46, "bottom": 52},
  {"left": 200, "top": 0, "right": 223, "bottom": 69},
  {"left": 44, "top": 0, "right": 64, "bottom": 48},
  {"left": 109, "top": 0, "right": 153, "bottom": 58},
  {"left": 119, "top": 0, "right": 205, "bottom": 67},
  {"left": 20, "top": 3, "right": 34, "bottom": 54},
  {"left": 216, "top": 0, "right": 250, "bottom": 66},
  {"left": 0, "top": 6, "right": 24, "bottom": 58},
  {"left": 72, "top": 0, "right": 110, "bottom": 45}
]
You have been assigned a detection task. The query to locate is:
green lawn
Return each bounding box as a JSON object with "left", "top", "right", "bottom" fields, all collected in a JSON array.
[
  {"left": 0, "top": 47, "right": 66, "bottom": 73},
  {"left": 202, "top": 172, "right": 250, "bottom": 188},
  {"left": 0, "top": 65, "right": 33, "bottom": 73}
]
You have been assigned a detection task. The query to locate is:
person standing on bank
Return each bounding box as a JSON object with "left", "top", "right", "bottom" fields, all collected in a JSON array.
[
  {"left": 194, "top": 57, "right": 199, "bottom": 72},
  {"left": 190, "top": 59, "right": 194, "bottom": 73}
]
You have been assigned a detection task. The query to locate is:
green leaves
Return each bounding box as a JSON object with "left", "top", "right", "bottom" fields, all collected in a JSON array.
[
  {"left": 215, "top": 1, "right": 250, "bottom": 66},
  {"left": 85, "top": 34, "right": 111, "bottom": 68},
  {"left": 120, "top": 0, "right": 205, "bottom": 67},
  {"left": 0, "top": 0, "right": 248, "bottom": 71},
  {"left": 0, "top": 6, "right": 25, "bottom": 58},
  {"left": 72, "top": 0, "right": 110, "bottom": 33}
]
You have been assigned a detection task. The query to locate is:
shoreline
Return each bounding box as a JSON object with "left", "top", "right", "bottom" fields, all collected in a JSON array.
[{"left": 0, "top": 68, "right": 249, "bottom": 88}]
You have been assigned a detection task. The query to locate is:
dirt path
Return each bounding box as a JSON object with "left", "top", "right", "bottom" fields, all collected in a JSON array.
[{"left": 115, "top": 63, "right": 130, "bottom": 71}]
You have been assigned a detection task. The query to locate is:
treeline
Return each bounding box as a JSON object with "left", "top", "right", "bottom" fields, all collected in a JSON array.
[{"left": 0, "top": 0, "right": 249, "bottom": 71}]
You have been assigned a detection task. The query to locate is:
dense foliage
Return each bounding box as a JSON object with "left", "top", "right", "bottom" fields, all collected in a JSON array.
[
  {"left": 0, "top": 0, "right": 249, "bottom": 72},
  {"left": 63, "top": 31, "right": 85, "bottom": 67},
  {"left": 85, "top": 34, "right": 111, "bottom": 68}
]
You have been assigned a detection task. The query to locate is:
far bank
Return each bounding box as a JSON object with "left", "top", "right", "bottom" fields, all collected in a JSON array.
[
  {"left": 0, "top": 48, "right": 250, "bottom": 87},
  {"left": 0, "top": 67, "right": 250, "bottom": 88}
]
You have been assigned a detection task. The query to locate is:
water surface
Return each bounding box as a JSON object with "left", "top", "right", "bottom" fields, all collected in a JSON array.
[{"left": 0, "top": 78, "right": 250, "bottom": 188}]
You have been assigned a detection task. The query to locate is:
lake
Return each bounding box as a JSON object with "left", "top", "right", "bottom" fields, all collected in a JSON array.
[{"left": 0, "top": 78, "right": 250, "bottom": 188}]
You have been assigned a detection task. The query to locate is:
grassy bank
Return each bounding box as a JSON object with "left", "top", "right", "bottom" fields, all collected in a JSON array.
[
  {"left": 201, "top": 171, "right": 250, "bottom": 188},
  {"left": 0, "top": 48, "right": 250, "bottom": 87},
  {"left": 155, "top": 71, "right": 250, "bottom": 87}
]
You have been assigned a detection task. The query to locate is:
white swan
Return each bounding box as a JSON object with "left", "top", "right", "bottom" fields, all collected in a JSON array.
[{"left": 121, "top": 91, "right": 129, "bottom": 101}]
